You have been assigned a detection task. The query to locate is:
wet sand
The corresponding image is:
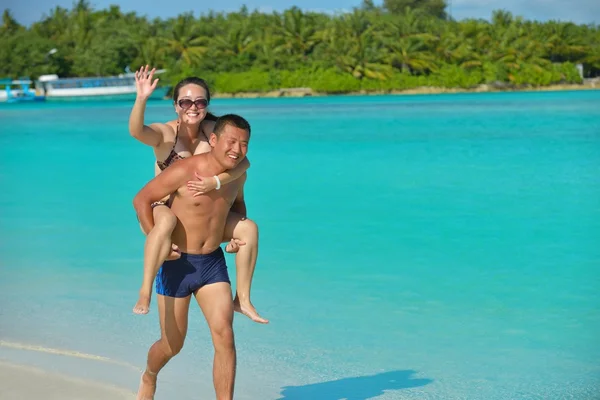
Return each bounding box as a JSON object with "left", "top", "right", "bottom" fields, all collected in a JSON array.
[{"left": 0, "top": 360, "right": 135, "bottom": 400}]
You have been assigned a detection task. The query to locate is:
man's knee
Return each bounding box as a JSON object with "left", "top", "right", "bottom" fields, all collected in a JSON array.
[
  {"left": 210, "top": 323, "right": 235, "bottom": 350},
  {"left": 160, "top": 336, "right": 185, "bottom": 357}
]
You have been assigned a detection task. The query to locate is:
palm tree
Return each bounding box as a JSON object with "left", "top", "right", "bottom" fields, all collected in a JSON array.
[
  {"left": 251, "top": 27, "right": 286, "bottom": 69},
  {"left": 276, "top": 7, "right": 321, "bottom": 62},
  {"left": 163, "top": 13, "right": 208, "bottom": 68},
  {"left": 379, "top": 9, "right": 438, "bottom": 73},
  {"left": 541, "top": 21, "right": 588, "bottom": 63},
  {"left": 433, "top": 25, "right": 473, "bottom": 67},
  {"left": 322, "top": 10, "right": 390, "bottom": 80},
  {"left": 1, "top": 9, "right": 21, "bottom": 36},
  {"left": 71, "top": 0, "right": 95, "bottom": 49},
  {"left": 212, "top": 17, "right": 255, "bottom": 70}
]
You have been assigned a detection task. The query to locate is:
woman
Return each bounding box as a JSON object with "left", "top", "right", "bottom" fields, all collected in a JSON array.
[{"left": 129, "top": 65, "right": 267, "bottom": 324}]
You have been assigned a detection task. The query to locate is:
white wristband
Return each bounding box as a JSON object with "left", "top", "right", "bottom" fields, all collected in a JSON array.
[{"left": 214, "top": 175, "right": 221, "bottom": 190}]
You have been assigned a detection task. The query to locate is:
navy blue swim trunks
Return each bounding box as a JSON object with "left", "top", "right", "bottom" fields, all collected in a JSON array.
[{"left": 156, "top": 247, "right": 231, "bottom": 298}]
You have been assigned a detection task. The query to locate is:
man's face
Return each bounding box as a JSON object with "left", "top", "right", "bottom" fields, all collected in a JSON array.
[{"left": 210, "top": 124, "right": 249, "bottom": 169}]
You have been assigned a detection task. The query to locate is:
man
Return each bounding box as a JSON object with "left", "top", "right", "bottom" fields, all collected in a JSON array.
[{"left": 133, "top": 114, "right": 251, "bottom": 400}]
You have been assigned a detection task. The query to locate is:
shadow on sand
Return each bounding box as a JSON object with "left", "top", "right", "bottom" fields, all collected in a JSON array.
[{"left": 277, "top": 369, "right": 432, "bottom": 400}]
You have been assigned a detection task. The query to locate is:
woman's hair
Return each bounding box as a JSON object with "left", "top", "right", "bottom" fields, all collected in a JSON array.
[{"left": 172, "top": 77, "right": 218, "bottom": 121}]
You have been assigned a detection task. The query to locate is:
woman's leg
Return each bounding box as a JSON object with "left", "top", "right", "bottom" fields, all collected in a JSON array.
[
  {"left": 133, "top": 205, "right": 179, "bottom": 315},
  {"left": 222, "top": 212, "right": 268, "bottom": 324}
]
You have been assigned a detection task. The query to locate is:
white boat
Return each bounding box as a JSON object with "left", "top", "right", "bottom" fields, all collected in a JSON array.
[
  {"left": 0, "top": 78, "right": 45, "bottom": 103},
  {"left": 34, "top": 71, "right": 168, "bottom": 101}
]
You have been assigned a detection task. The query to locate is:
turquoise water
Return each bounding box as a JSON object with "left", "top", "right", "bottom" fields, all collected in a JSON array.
[{"left": 1, "top": 90, "right": 599, "bottom": 399}]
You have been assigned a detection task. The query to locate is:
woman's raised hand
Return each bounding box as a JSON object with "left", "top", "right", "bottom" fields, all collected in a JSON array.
[{"left": 134, "top": 65, "right": 159, "bottom": 99}]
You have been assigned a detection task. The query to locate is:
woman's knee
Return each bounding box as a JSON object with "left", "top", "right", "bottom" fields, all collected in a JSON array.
[
  {"left": 152, "top": 207, "right": 177, "bottom": 234},
  {"left": 234, "top": 218, "right": 259, "bottom": 241}
]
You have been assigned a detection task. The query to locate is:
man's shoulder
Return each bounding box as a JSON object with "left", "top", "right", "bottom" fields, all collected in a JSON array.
[
  {"left": 185, "top": 153, "right": 212, "bottom": 175},
  {"left": 189, "top": 152, "right": 208, "bottom": 160},
  {"left": 165, "top": 154, "right": 202, "bottom": 176},
  {"left": 188, "top": 153, "right": 209, "bottom": 166}
]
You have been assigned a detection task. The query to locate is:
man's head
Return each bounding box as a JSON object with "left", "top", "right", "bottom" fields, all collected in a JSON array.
[{"left": 209, "top": 114, "right": 251, "bottom": 169}]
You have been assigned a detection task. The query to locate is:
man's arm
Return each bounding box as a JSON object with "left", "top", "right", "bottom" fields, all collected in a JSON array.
[
  {"left": 133, "top": 158, "right": 193, "bottom": 233},
  {"left": 230, "top": 173, "right": 247, "bottom": 218}
]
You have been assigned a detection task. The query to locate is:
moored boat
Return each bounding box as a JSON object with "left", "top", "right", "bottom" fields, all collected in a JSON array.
[
  {"left": 34, "top": 70, "right": 168, "bottom": 101},
  {"left": 0, "top": 78, "right": 46, "bottom": 103}
]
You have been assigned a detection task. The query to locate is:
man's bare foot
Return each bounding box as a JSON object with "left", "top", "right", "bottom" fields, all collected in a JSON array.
[
  {"left": 136, "top": 370, "right": 157, "bottom": 400},
  {"left": 234, "top": 296, "right": 269, "bottom": 324},
  {"left": 133, "top": 294, "right": 151, "bottom": 315}
]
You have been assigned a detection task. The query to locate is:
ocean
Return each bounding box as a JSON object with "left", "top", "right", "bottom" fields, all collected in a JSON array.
[{"left": 1, "top": 90, "right": 599, "bottom": 399}]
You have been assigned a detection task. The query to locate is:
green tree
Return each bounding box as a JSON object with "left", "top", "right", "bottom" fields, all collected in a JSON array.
[
  {"left": 0, "top": 2, "right": 596, "bottom": 92},
  {"left": 383, "top": 0, "right": 448, "bottom": 19}
]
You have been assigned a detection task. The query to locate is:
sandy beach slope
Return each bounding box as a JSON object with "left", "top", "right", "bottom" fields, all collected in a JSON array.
[{"left": 0, "top": 361, "right": 135, "bottom": 400}]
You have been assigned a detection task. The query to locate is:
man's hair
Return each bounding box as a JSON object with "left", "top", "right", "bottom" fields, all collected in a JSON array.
[{"left": 213, "top": 114, "right": 251, "bottom": 138}]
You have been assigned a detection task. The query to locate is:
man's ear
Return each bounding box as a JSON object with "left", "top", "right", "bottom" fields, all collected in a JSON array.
[{"left": 209, "top": 133, "right": 217, "bottom": 147}]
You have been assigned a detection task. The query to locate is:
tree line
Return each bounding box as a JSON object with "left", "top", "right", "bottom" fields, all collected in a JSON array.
[{"left": 1, "top": 0, "right": 598, "bottom": 94}]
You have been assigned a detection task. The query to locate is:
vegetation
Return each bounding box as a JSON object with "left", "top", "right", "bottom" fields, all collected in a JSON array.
[{"left": 1, "top": 0, "right": 599, "bottom": 95}]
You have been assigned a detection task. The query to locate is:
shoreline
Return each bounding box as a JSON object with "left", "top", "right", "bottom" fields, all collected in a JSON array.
[{"left": 211, "top": 81, "right": 600, "bottom": 99}]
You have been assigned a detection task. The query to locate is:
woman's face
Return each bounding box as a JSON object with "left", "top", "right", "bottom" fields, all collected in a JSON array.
[{"left": 174, "top": 84, "right": 208, "bottom": 125}]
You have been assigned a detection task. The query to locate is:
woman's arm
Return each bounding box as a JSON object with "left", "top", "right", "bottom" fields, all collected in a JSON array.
[
  {"left": 216, "top": 157, "right": 251, "bottom": 186},
  {"left": 187, "top": 157, "right": 251, "bottom": 196},
  {"left": 128, "top": 65, "right": 165, "bottom": 147}
]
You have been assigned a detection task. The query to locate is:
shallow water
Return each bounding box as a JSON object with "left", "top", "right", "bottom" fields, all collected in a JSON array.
[{"left": 1, "top": 90, "right": 599, "bottom": 399}]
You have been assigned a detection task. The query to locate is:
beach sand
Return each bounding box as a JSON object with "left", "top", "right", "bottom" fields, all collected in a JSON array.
[{"left": 0, "top": 361, "right": 135, "bottom": 400}]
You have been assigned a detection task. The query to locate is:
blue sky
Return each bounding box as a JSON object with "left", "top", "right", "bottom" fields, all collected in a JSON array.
[{"left": 4, "top": 0, "right": 599, "bottom": 25}]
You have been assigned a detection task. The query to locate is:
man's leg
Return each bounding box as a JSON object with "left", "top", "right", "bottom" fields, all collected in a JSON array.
[
  {"left": 137, "top": 294, "right": 191, "bottom": 400},
  {"left": 222, "top": 212, "right": 268, "bottom": 324},
  {"left": 194, "top": 282, "right": 236, "bottom": 400}
]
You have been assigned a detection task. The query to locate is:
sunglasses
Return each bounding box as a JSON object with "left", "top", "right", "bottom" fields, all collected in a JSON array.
[{"left": 178, "top": 98, "right": 208, "bottom": 110}]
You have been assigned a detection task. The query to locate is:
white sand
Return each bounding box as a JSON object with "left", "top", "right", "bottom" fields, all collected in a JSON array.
[{"left": 0, "top": 361, "right": 135, "bottom": 400}]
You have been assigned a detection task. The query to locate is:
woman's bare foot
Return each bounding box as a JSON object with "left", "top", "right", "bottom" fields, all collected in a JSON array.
[
  {"left": 233, "top": 296, "right": 269, "bottom": 324},
  {"left": 136, "top": 370, "right": 157, "bottom": 400},
  {"left": 134, "top": 243, "right": 180, "bottom": 315},
  {"left": 167, "top": 244, "right": 181, "bottom": 260},
  {"left": 133, "top": 294, "right": 151, "bottom": 315}
]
